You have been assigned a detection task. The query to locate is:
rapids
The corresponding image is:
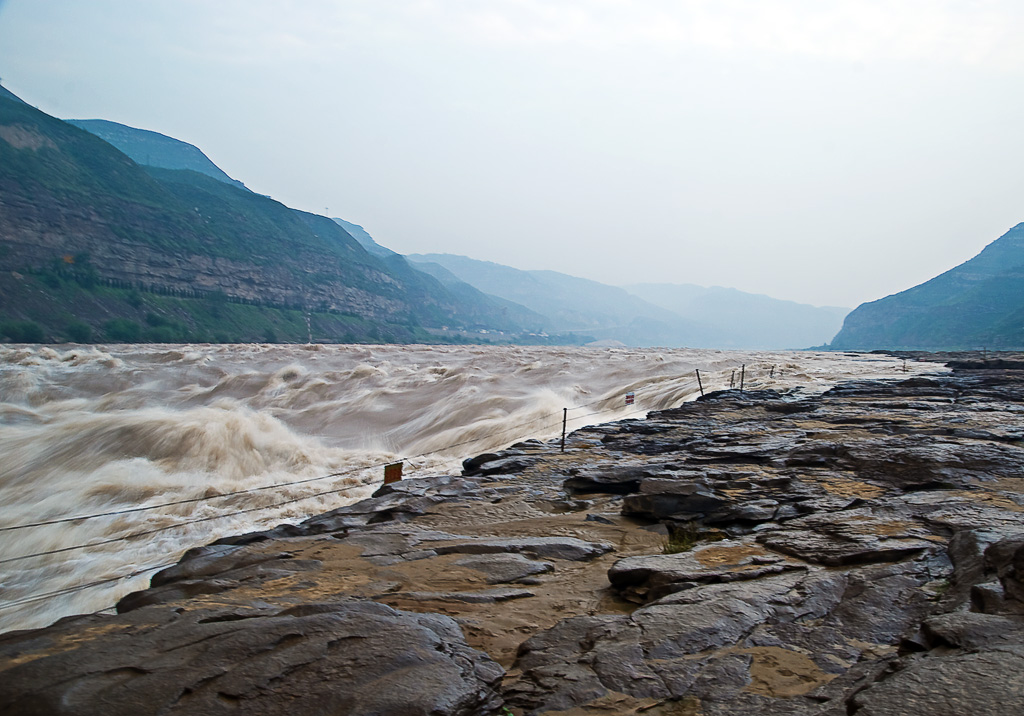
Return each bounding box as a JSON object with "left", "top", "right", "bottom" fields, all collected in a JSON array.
[{"left": 0, "top": 343, "right": 941, "bottom": 632}]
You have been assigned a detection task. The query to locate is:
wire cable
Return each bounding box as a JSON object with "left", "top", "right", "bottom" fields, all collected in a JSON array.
[
  {"left": 0, "top": 475, "right": 378, "bottom": 566},
  {"left": 1, "top": 381, "right": 704, "bottom": 536},
  {"left": 0, "top": 563, "right": 175, "bottom": 611},
  {"left": 0, "top": 372, "right": 717, "bottom": 610},
  {"left": 0, "top": 469, "right": 369, "bottom": 534}
]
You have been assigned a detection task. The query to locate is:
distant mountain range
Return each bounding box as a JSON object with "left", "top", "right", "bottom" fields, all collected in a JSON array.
[
  {"left": 408, "top": 254, "right": 848, "bottom": 348},
  {"left": 0, "top": 81, "right": 850, "bottom": 347},
  {"left": 409, "top": 254, "right": 683, "bottom": 331},
  {"left": 830, "top": 223, "right": 1024, "bottom": 350},
  {"left": 626, "top": 283, "right": 849, "bottom": 350}
]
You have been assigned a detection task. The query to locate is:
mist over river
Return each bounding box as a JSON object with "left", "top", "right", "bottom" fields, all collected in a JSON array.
[{"left": 0, "top": 343, "right": 942, "bottom": 632}]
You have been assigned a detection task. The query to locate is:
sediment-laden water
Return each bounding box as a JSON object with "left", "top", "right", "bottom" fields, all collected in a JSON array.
[{"left": 0, "top": 343, "right": 940, "bottom": 632}]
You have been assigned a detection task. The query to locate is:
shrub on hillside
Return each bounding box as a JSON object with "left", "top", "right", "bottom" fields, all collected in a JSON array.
[
  {"left": 104, "top": 318, "right": 142, "bottom": 342},
  {"left": 0, "top": 320, "right": 46, "bottom": 343},
  {"left": 65, "top": 319, "right": 93, "bottom": 343}
]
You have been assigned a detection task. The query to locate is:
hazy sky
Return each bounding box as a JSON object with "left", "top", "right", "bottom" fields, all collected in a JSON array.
[{"left": 1, "top": 1, "right": 1022, "bottom": 308}]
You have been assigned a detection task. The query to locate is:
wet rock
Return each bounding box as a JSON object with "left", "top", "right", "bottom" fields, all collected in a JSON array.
[
  {"left": 621, "top": 477, "right": 727, "bottom": 520},
  {"left": 118, "top": 549, "right": 322, "bottom": 613},
  {"left": 757, "top": 510, "right": 939, "bottom": 566},
  {"left": 300, "top": 490, "right": 444, "bottom": 532},
  {"left": 338, "top": 527, "right": 462, "bottom": 566},
  {"left": 507, "top": 571, "right": 844, "bottom": 712},
  {"left": 149, "top": 544, "right": 296, "bottom": 587},
  {"left": 453, "top": 553, "right": 554, "bottom": 584},
  {"left": 984, "top": 536, "right": 1024, "bottom": 604},
  {"left": 608, "top": 539, "right": 806, "bottom": 603},
  {"left": 383, "top": 588, "right": 535, "bottom": 604},
  {"left": 435, "top": 536, "right": 614, "bottom": 562},
  {"left": 0, "top": 601, "right": 504, "bottom": 716},
  {"left": 850, "top": 651, "right": 1024, "bottom": 715},
  {"left": 707, "top": 498, "right": 781, "bottom": 525},
  {"left": 462, "top": 452, "right": 501, "bottom": 473},
  {"left": 116, "top": 577, "right": 236, "bottom": 613},
  {"left": 833, "top": 438, "right": 1024, "bottom": 490},
  {"left": 921, "top": 612, "right": 1024, "bottom": 650},
  {"left": 461, "top": 451, "right": 538, "bottom": 476},
  {"left": 563, "top": 464, "right": 652, "bottom": 495},
  {"left": 211, "top": 523, "right": 310, "bottom": 547}
]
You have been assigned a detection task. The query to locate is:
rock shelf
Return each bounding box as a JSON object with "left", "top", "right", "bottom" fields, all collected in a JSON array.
[{"left": 4, "top": 364, "right": 1024, "bottom": 714}]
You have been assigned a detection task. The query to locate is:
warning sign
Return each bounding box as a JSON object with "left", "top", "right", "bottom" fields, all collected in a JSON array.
[{"left": 384, "top": 462, "right": 403, "bottom": 484}]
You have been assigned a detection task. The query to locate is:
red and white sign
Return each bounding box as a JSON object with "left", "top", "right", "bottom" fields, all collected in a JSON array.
[{"left": 625, "top": 391, "right": 635, "bottom": 406}]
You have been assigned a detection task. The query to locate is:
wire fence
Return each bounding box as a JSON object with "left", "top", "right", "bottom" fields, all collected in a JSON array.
[{"left": 0, "top": 367, "right": 743, "bottom": 614}]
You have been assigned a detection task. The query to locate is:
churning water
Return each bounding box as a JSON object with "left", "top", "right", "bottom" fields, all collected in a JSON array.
[{"left": 0, "top": 343, "right": 940, "bottom": 632}]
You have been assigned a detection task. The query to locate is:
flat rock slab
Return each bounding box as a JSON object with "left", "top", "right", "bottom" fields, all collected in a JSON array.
[
  {"left": 922, "top": 612, "right": 1024, "bottom": 650},
  {"left": 757, "top": 510, "right": 940, "bottom": 566},
  {"left": 453, "top": 553, "right": 554, "bottom": 584},
  {"left": 150, "top": 544, "right": 296, "bottom": 586},
  {"left": 0, "top": 601, "right": 504, "bottom": 716},
  {"left": 609, "top": 539, "right": 807, "bottom": 603},
  {"left": 851, "top": 650, "right": 1024, "bottom": 715},
  {"left": 435, "top": 536, "right": 614, "bottom": 562},
  {"left": 384, "top": 588, "right": 535, "bottom": 604}
]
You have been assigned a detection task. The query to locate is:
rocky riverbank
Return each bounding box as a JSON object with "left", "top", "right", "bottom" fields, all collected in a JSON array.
[{"left": 4, "top": 361, "right": 1024, "bottom": 714}]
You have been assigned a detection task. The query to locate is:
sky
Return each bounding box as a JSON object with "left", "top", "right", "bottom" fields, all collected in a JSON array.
[{"left": 1, "top": 0, "right": 1022, "bottom": 308}]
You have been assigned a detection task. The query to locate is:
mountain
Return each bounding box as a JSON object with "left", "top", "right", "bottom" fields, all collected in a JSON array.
[
  {"left": 626, "top": 283, "right": 849, "bottom": 349},
  {"left": 407, "top": 253, "right": 684, "bottom": 331},
  {"left": 407, "top": 253, "right": 846, "bottom": 348},
  {"left": 0, "top": 84, "right": 26, "bottom": 105},
  {"left": 66, "top": 118, "right": 248, "bottom": 191},
  {"left": 0, "top": 82, "right": 864, "bottom": 348},
  {"left": 830, "top": 223, "right": 1024, "bottom": 350},
  {"left": 0, "top": 93, "right": 541, "bottom": 344},
  {"left": 407, "top": 253, "right": 717, "bottom": 346},
  {"left": 408, "top": 259, "right": 550, "bottom": 332},
  {"left": 332, "top": 218, "right": 398, "bottom": 258}
]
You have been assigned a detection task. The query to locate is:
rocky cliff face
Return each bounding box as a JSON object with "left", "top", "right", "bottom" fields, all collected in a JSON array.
[
  {"left": 4, "top": 361, "right": 1024, "bottom": 714},
  {"left": 0, "top": 199, "right": 406, "bottom": 320},
  {"left": 831, "top": 223, "right": 1024, "bottom": 350}
]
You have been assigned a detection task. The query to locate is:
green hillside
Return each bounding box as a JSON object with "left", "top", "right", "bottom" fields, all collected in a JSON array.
[
  {"left": 332, "top": 218, "right": 397, "bottom": 258},
  {"left": 0, "top": 94, "right": 537, "bottom": 343},
  {"left": 830, "top": 223, "right": 1024, "bottom": 350},
  {"left": 0, "top": 84, "right": 25, "bottom": 104},
  {"left": 67, "top": 118, "right": 248, "bottom": 190}
]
